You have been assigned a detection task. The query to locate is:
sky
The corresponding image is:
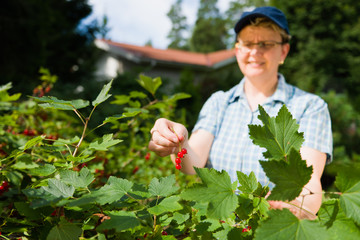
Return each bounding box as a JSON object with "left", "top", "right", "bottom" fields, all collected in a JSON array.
[{"left": 86, "top": 0, "right": 232, "bottom": 49}]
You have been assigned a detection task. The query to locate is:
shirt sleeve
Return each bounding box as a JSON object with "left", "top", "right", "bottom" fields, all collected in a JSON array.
[
  {"left": 298, "top": 96, "right": 333, "bottom": 163},
  {"left": 192, "top": 91, "right": 225, "bottom": 136}
]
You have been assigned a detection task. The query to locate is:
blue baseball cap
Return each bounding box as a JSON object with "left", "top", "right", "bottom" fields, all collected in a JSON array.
[{"left": 234, "top": 6, "right": 290, "bottom": 35}]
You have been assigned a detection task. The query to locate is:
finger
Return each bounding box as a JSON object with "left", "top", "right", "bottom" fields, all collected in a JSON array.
[
  {"left": 148, "top": 141, "right": 176, "bottom": 157},
  {"left": 151, "top": 130, "right": 179, "bottom": 147},
  {"left": 152, "top": 121, "right": 179, "bottom": 143}
]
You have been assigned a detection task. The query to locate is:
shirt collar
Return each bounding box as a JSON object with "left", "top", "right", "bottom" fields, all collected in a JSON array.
[{"left": 229, "top": 73, "right": 288, "bottom": 104}]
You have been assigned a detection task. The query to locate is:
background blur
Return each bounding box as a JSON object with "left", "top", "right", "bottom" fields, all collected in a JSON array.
[{"left": 1, "top": 0, "right": 360, "bottom": 191}]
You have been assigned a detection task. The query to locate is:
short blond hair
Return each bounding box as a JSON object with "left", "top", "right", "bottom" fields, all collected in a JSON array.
[{"left": 236, "top": 17, "right": 291, "bottom": 43}]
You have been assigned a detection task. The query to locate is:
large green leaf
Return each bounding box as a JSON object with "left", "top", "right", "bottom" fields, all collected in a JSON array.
[
  {"left": 97, "top": 211, "right": 140, "bottom": 232},
  {"left": 33, "top": 96, "right": 89, "bottom": 110},
  {"left": 88, "top": 134, "right": 122, "bottom": 151},
  {"left": 318, "top": 199, "right": 360, "bottom": 240},
  {"left": 260, "top": 148, "right": 313, "bottom": 201},
  {"left": 335, "top": 174, "right": 360, "bottom": 225},
  {"left": 23, "top": 179, "right": 75, "bottom": 208},
  {"left": 92, "top": 79, "right": 113, "bottom": 107},
  {"left": 46, "top": 218, "right": 82, "bottom": 240},
  {"left": 180, "top": 168, "right": 238, "bottom": 220},
  {"left": 137, "top": 74, "right": 162, "bottom": 95},
  {"left": 43, "top": 179, "right": 75, "bottom": 198},
  {"left": 254, "top": 209, "right": 329, "bottom": 240},
  {"left": 148, "top": 196, "right": 183, "bottom": 215},
  {"left": 89, "top": 177, "right": 133, "bottom": 205},
  {"left": 148, "top": 175, "right": 179, "bottom": 197},
  {"left": 249, "top": 105, "right": 304, "bottom": 160},
  {"left": 59, "top": 167, "right": 94, "bottom": 189}
]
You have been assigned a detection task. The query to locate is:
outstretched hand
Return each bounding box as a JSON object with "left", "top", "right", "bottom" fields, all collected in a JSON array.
[{"left": 148, "top": 118, "right": 188, "bottom": 157}]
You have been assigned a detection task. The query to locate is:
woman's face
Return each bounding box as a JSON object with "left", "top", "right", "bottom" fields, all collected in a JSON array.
[{"left": 235, "top": 25, "right": 289, "bottom": 81}]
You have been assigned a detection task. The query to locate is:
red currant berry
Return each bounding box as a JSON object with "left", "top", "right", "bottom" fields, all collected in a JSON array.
[
  {"left": 145, "top": 152, "right": 151, "bottom": 160},
  {"left": 181, "top": 148, "right": 187, "bottom": 154},
  {"left": 175, "top": 164, "right": 182, "bottom": 170},
  {"left": 242, "top": 228, "right": 249, "bottom": 233},
  {"left": 177, "top": 151, "right": 184, "bottom": 158},
  {"left": 247, "top": 226, "right": 251, "bottom": 230},
  {"left": 175, "top": 157, "right": 181, "bottom": 164},
  {"left": 162, "top": 231, "right": 168, "bottom": 235},
  {"left": 132, "top": 166, "right": 139, "bottom": 174}
]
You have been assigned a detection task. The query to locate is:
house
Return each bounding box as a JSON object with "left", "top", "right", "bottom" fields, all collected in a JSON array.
[{"left": 94, "top": 39, "right": 237, "bottom": 90}]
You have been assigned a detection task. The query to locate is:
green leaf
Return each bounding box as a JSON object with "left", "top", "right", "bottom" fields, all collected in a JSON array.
[
  {"left": 12, "top": 156, "right": 39, "bottom": 169},
  {"left": 97, "top": 211, "right": 140, "bottom": 232},
  {"left": 336, "top": 176, "right": 360, "bottom": 224},
  {"left": 110, "top": 95, "right": 131, "bottom": 105},
  {"left": 148, "top": 196, "right": 183, "bottom": 215},
  {"left": 0, "top": 82, "right": 21, "bottom": 102},
  {"left": 166, "top": 92, "right": 192, "bottom": 102},
  {"left": 60, "top": 167, "right": 94, "bottom": 188},
  {"left": 46, "top": 218, "right": 82, "bottom": 240},
  {"left": 137, "top": 74, "right": 162, "bottom": 95},
  {"left": 249, "top": 105, "right": 304, "bottom": 160},
  {"left": 102, "top": 111, "right": 142, "bottom": 124},
  {"left": 148, "top": 175, "right": 179, "bottom": 197},
  {"left": 53, "top": 136, "right": 80, "bottom": 146},
  {"left": 92, "top": 79, "right": 113, "bottom": 107},
  {"left": 20, "top": 135, "right": 45, "bottom": 151},
  {"left": 28, "top": 163, "right": 56, "bottom": 176},
  {"left": 129, "top": 91, "right": 147, "bottom": 99},
  {"left": 260, "top": 148, "right": 313, "bottom": 201},
  {"left": 14, "top": 202, "right": 44, "bottom": 220},
  {"left": 237, "top": 171, "right": 258, "bottom": 194},
  {"left": 318, "top": 199, "right": 360, "bottom": 240},
  {"left": 66, "top": 155, "right": 94, "bottom": 164},
  {"left": 33, "top": 96, "right": 89, "bottom": 110},
  {"left": 180, "top": 168, "right": 237, "bottom": 219},
  {"left": 43, "top": 179, "right": 75, "bottom": 198},
  {"left": 254, "top": 209, "right": 329, "bottom": 240},
  {"left": 92, "top": 176, "right": 133, "bottom": 205},
  {"left": 89, "top": 134, "right": 122, "bottom": 151}
]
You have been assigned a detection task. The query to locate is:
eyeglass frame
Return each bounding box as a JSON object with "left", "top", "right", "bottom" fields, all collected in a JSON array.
[{"left": 235, "top": 40, "right": 285, "bottom": 53}]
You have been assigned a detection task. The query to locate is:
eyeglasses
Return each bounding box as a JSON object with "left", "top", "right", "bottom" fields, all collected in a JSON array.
[{"left": 235, "top": 41, "right": 283, "bottom": 53}]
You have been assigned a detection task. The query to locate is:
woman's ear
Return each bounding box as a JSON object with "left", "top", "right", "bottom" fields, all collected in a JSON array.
[{"left": 281, "top": 43, "right": 290, "bottom": 61}]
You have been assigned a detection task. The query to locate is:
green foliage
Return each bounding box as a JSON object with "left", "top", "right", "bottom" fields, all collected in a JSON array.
[
  {"left": 1, "top": 72, "right": 360, "bottom": 239},
  {"left": 255, "top": 209, "right": 329, "bottom": 240},
  {"left": 166, "top": 0, "right": 189, "bottom": 50},
  {"left": 189, "top": 0, "right": 228, "bottom": 52}
]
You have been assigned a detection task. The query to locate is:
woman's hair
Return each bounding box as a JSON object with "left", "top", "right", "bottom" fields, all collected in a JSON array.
[{"left": 236, "top": 17, "right": 291, "bottom": 43}]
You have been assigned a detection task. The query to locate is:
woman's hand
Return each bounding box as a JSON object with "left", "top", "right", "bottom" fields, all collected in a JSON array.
[
  {"left": 267, "top": 199, "right": 317, "bottom": 220},
  {"left": 148, "top": 118, "right": 188, "bottom": 157}
]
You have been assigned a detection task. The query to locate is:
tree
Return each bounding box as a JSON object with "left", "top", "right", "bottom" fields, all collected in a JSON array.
[
  {"left": 167, "top": 0, "right": 189, "bottom": 50},
  {"left": 0, "top": 0, "right": 103, "bottom": 98},
  {"left": 190, "top": 0, "right": 227, "bottom": 53},
  {"left": 271, "top": 0, "right": 360, "bottom": 96}
]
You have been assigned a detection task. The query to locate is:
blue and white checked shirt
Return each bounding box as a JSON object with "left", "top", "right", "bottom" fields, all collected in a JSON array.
[{"left": 192, "top": 74, "right": 333, "bottom": 188}]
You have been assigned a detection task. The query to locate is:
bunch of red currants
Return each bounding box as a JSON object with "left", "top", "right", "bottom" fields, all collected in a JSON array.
[{"left": 175, "top": 148, "right": 187, "bottom": 170}]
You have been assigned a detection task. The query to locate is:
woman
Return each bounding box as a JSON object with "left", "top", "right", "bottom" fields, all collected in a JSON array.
[{"left": 148, "top": 6, "right": 332, "bottom": 219}]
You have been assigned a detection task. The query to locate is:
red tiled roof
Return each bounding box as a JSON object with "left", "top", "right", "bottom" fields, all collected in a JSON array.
[{"left": 97, "top": 39, "right": 236, "bottom": 67}]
